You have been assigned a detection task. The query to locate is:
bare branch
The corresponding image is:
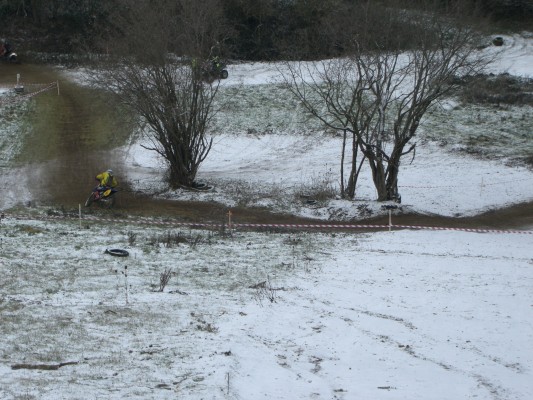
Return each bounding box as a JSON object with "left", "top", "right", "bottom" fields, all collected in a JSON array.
[{"left": 281, "top": 7, "right": 488, "bottom": 201}]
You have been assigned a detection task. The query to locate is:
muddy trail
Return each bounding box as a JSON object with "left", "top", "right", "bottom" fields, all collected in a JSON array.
[{"left": 1, "top": 63, "right": 532, "bottom": 230}]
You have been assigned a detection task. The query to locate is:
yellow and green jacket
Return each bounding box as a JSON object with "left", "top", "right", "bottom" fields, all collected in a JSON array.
[{"left": 96, "top": 171, "right": 118, "bottom": 188}]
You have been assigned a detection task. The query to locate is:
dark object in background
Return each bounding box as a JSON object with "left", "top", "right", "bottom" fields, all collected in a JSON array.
[{"left": 493, "top": 37, "right": 504, "bottom": 46}]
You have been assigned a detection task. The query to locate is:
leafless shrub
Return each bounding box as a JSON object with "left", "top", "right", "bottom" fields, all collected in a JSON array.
[
  {"left": 148, "top": 231, "right": 189, "bottom": 247},
  {"left": 159, "top": 268, "right": 173, "bottom": 292},
  {"left": 283, "top": 235, "right": 302, "bottom": 246},
  {"left": 296, "top": 169, "right": 338, "bottom": 204},
  {"left": 164, "top": 232, "right": 188, "bottom": 248},
  {"left": 190, "top": 234, "right": 203, "bottom": 249},
  {"left": 127, "top": 231, "right": 137, "bottom": 246},
  {"left": 251, "top": 275, "right": 278, "bottom": 306},
  {"left": 282, "top": 234, "right": 318, "bottom": 272},
  {"left": 460, "top": 74, "right": 533, "bottom": 106},
  {"left": 190, "top": 312, "right": 218, "bottom": 333},
  {"left": 196, "top": 321, "right": 218, "bottom": 333}
]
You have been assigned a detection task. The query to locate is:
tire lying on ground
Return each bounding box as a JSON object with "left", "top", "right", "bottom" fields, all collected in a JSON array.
[
  {"left": 493, "top": 37, "right": 504, "bottom": 46},
  {"left": 105, "top": 249, "right": 129, "bottom": 257}
]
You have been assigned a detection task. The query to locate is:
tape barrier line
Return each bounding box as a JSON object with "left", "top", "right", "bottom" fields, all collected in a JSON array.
[
  {"left": 0, "top": 82, "right": 57, "bottom": 106},
  {"left": 378, "top": 224, "right": 533, "bottom": 235},
  {"left": 0, "top": 83, "right": 55, "bottom": 89},
  {"left": 232, "top": 223, "right": 532, "bottom": 234},
  {"left": 2, "top": 213, "right": 532, "bottom": 235},
  {"left": 233, "top": 222, "right": 387, "bottom": 230}
]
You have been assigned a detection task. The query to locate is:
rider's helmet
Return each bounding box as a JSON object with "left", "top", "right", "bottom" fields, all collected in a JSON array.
[{"left": 107, "top": 169, "right": 113, "bottom": 175}]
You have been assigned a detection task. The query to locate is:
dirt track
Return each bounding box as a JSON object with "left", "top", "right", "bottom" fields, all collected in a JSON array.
[{"left": 2, "top": 63, "right": 533, "bottom": 230}]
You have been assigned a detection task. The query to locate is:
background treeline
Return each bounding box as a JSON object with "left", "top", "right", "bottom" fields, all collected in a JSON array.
[{"left": 1, "top": 0, "right": 532, "bottom": 60}]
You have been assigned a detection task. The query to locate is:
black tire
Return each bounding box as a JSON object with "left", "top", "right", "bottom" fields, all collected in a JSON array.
[
  {"left": 192, "top": 181, "right": 207, "bottom": 189},
  {"left": 84, "top": 193, "right": 96, "bottom": 207},
  {"left": 105, "top": 248, "right": 129, "bottom": 257},
  {"left": 492, "top": 37, "right": 504, "bottom": 46},
  {"left": 220, "top": 70, "right": 228, "bottom": 79},
  {"left": 101, "top": 194, "right": 116, "bottom": 209}
]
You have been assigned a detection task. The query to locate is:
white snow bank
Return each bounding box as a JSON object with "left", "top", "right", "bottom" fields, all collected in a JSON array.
[{"left": 125, "top": 134, "right": 533, "bottom": 220}]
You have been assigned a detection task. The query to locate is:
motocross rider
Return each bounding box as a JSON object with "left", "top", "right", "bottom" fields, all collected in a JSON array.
[
  {"left": 212, "top": 55, "right": 221, "bottom": 71},
  {"left": 0, "top": 38, "right": 9, "bottom": 57},
  {"left": 95, "top": 169, "right": 118, "bottom": 198}
]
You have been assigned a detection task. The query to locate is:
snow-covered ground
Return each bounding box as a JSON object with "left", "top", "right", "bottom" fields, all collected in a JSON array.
[
  {"left": 483, "top": 32, "right": 533, "bottom": 78},
  {"left": 125, "top": 132, "right": 533, "bottom": 221},
  {"left": 0, "top": 215, "right": 532, "bottom": 400},
  {"left": 0, "top": 32, "right": 532, "bottom": 400}
]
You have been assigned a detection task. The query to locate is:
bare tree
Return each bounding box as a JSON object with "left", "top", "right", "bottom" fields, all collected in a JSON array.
[
  {"left": 97, "top": 0, "right": 228, "bottom": 188},
  {"left": 103, "top": 62, "right": 218, "bottom": 187},
  {"left": 282, "top": 3, "right": 488, "bottom": 201},
  {"left": 280, "top": 58, "right": 368, "bottom": 198}
]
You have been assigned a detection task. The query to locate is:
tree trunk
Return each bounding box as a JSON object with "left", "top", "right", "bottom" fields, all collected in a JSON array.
[
  {"left": 165, "top": 145, "right": 196, "bottom": 189},
  {"left": 346, "top": 132, "right": 362, "bottom": 199},
  {"left": 385, "top": 148, "right": 401, "bottom": 201},
  {"left": 168, "top": 164, "right": 195, "bottom": 189},
  {"left": 340, "top": 129, "right": 346, "bottom": 198},
  {"left": 366, "top": 155, "right": 388, "bottom": 201}
]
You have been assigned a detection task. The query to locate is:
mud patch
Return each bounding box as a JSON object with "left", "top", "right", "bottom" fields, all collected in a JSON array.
[{"left": 1, "top": 63, "right": 134, "bottom": 207}]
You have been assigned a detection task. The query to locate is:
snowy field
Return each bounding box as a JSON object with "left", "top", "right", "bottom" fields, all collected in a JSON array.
[
  {"left": 0, "top": 216, "right": 532, "bottom": 400},
  {"left": 0, "top": 33, "right": 532, "bottom": 400}
]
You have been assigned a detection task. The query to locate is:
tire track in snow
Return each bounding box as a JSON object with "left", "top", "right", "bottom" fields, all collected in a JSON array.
[{"left": 304, "top": 294, "right": 523, "bottom": 400}]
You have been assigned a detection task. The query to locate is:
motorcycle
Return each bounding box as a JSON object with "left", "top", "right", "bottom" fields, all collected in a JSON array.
[
  {"left": 0, "top": 52, "right": 17, "bottom": 63},
  {"left": 200, "top": 59, "right": 228, "bottom": 82},
  {"left": 1, "top": 40, "right": 18, "bottom": 63},
  {"left": 84, "top": 186, "right": 118, "bottom": 208}
]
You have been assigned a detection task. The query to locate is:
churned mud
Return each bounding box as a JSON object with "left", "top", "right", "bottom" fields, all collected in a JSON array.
[{"left": 2, "top": 63, "right": 532, "bottom": 229}]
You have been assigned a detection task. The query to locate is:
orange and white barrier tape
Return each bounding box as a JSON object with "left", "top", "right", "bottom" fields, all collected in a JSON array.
[
  {"left": 2, "top": 212, "right": 532, "bottom": 235},
  {"left": 0, "top": 82, "right": 58, "bottom": 106}
]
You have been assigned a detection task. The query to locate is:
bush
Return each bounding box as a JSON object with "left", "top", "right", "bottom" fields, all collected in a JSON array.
[{"left": 459, "top": 74, "right": 533, "bottom": 106}]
